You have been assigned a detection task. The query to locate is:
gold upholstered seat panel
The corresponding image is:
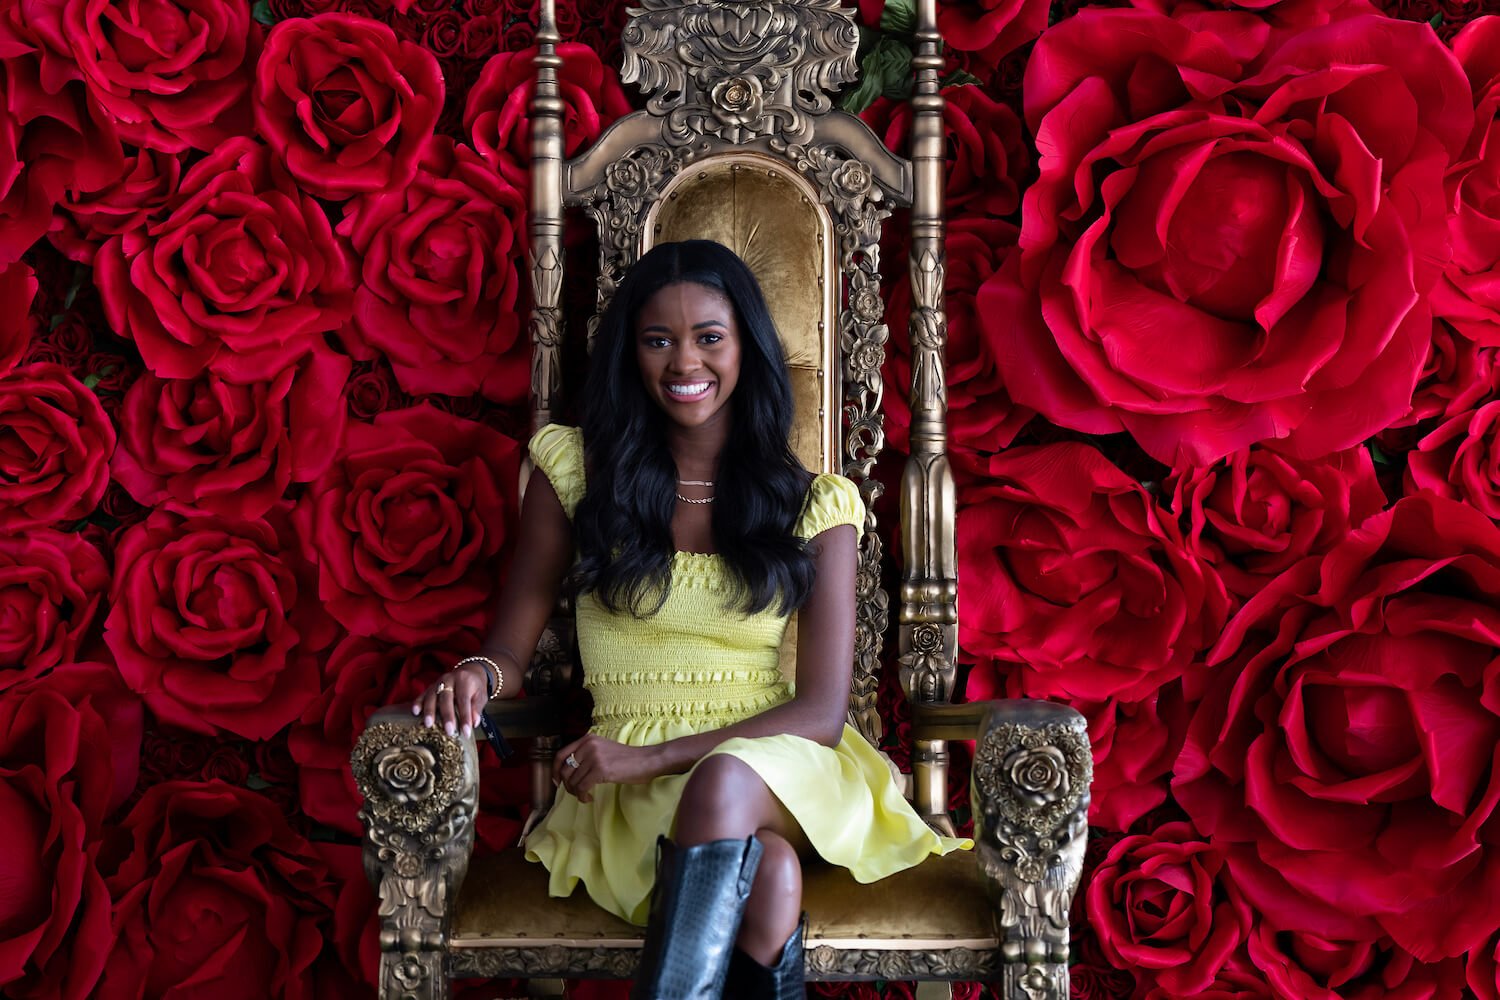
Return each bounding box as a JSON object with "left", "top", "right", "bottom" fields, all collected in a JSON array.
[{"left": 450, "top": 848, "right": 997, "bottom": 950}]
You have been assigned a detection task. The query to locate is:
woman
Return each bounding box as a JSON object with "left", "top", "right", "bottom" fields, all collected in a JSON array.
[{"left": 412, "top": 240, "right": 969, "bottom": 999}]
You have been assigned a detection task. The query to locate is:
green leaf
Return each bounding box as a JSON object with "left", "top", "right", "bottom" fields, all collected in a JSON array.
[
  {"left": 839, "top": 34, "right": 914, "bottom": 113},
  {"left": 246, "top": 773, "right": 273, "bottom": 790},
  {"left": 252, "top": 0, "right": 275, "bottom": 26},
  {"left": 1428, "top": 10, "right": 1443, "bottom": 28},
  {"left": 879, "top": 0, "right": 915, "bottom": 35},
  {"left": 938, "top": 68, "right": 983, "bottom": 89},
  {"left": 82, "top": 372, "right": 102, "bottom": 389},
  {"left": 63, "top": 277, "right": 81, "bottom": 311},
  {"left": 1368, "top": 442, "right": 1391, "bottom": 466}
]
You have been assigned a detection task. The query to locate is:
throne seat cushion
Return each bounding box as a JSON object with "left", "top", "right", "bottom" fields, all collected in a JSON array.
[{"left": 449, "top": 848, "right": 999, "bottom": 980}]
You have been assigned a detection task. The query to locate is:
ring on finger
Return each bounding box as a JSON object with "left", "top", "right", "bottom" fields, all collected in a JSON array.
[
  {"left": 436, "top": 682, "right": 447, "bottom": 694},
  {"left": 565, "top": 753, "right": 580, "bottom": 769}
]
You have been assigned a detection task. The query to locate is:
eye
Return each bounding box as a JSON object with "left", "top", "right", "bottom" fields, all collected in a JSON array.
[
  {"left": 698, "top": 332, "right": 723, "bottom": 345},
  {"left": 641, "top": 335, "right": 671, "bottom": 349}
]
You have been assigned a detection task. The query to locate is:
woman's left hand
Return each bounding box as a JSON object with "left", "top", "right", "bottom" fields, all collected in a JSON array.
[{"left": 553, "top": 733, "right": 662, "bottom": 803}]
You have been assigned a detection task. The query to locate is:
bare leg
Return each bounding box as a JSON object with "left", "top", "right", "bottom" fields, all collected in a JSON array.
[{"left": 674, "top": 755, "right": 808, "bottom": 965}]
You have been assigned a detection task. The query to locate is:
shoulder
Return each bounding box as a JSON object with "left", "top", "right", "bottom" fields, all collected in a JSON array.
[
  {"left": 527, "top": 424, "right": 585, "bottom": 519},
  {"left": 795, "top": 473, "right": 865, "bottom": 540}
]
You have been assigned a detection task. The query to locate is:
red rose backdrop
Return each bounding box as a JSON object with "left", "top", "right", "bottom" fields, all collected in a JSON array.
[{"left": 1, "top": 0, "right": 1498, "bottom": 992}]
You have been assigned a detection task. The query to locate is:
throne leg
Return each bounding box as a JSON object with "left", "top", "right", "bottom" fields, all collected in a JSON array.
[
  {"left": 353, "top": 712, "right": 481, "bottom": 1000},
  {"left": 970, "top": 701, "right": 1091, "bottom": 1000}
]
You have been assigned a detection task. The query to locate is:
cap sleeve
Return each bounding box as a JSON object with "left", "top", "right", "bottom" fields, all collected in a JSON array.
[
  {"left": 796, "top": 473, "right": 865, "bottom": 540},
  {"left": 528, "top": 424, "right": 585, "bottom": 519}
]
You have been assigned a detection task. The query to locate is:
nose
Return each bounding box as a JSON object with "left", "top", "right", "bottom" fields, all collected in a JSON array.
[{"left": 666, "top": 340, "right": 704, "bottom": 374}]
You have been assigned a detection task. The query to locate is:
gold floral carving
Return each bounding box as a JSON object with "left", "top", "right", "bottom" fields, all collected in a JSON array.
[
  {"left": 971, "top": 709, "right": 1092, "bottom": 1000},
  {"left": 353, "top": 721, "right": 479, "bottom": 1000},
  {"left": 449, "top": 944, "right": 1000, "bottom": 981},
  {"left": 449, "top": 947, "right": 641, "bottom": 979},
  {"left": 899, "top": 621, "right": 951, "bottom": 704},
  {"left": 620, "top": 0, "right": 859, "bottom": 144},
  {"left": 805, "top": 945, "right": 1001, "bottom": 980}
]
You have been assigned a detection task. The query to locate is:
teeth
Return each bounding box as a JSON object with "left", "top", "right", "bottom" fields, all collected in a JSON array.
[{"left": 667, "top": 382, "right": 710, "bottom": 396}]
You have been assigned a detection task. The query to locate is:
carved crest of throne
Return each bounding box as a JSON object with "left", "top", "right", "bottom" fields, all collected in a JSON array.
[{"left": 349, "top": 0, "right": 1092, "bottom": 996}]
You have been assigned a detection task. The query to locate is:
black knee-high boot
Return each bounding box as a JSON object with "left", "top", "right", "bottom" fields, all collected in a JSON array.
[
  {"left": 724, "top": 920, "right": 806, "bottom": 1000},
  {"left": 630, "top": 836, "right": 764, "bottom": 1000}
]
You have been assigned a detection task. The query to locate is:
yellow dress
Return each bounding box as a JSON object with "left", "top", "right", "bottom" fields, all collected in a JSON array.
[{"left": 522, "top": 424, "right": 971, "bottom": 926}]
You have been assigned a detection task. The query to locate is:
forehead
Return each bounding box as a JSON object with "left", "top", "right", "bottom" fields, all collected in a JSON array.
[{"left": 635, "top": 281, "right": 736, "bottom": 327}]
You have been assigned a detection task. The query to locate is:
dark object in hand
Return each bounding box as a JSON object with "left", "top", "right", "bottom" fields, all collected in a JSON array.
[{"left": 479, "top": 711, "right": 514, "bottom": 760}]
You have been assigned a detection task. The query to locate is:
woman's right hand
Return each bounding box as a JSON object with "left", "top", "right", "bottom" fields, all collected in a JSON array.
[{"left": 411, "top": 660, "right": 490, "bottom": 736}]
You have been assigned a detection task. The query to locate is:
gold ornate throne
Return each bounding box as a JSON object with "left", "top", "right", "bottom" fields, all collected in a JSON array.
[{"left": 349, "top": 0, "right": 1092, "bottom": 996}]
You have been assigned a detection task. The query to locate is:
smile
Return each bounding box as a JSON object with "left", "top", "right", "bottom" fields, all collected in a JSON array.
[{"left": 665, "top": 381, "right": 713, "bottom": 400}]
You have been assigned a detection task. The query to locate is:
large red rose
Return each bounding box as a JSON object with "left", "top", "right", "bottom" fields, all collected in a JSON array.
[
  {"left": 1175, "top": 494, "right": 1500, "bottom": 960},
  {"left": 1167, "top": 446, "right": 1385, "bottom": 603},
  {"left": 0, "top": 260, "right": 33, "bottom": 373},
  {"left": 464, "top": 43, "right": 630, "bottom": 189},
  {"left": 957, "top": 442, "right": 1229, "bottom": 702},
  {"left": 48, "top": 147, "right": 184, "bottom": 265},
  {"left": 1245, "top": 925, "right": 1465, "bottom": 1000},
  {"left": 93, "top": 781, "right": 338, "bottom": 1000},
  {"left": 95, "top": 138, "right": 354, "bottom": 381},
  {"left": 882, "top": 218, "right": 1032, "bottom": 469},
  {"left": 0, "top": 530, "right": 108, "bottom": 689},
  {"left": 1129, "top": 0, "right": 1375, "bottom": 21},
  {"left": 293, "top": 405, "right": 521, "bottom": 644},
  {"left": 338, "top": 136, "right": 528, "bottom": 402},
  {"left": 934, "top": 0, "right": 1047, "bottom": 73},
  {"left": 861, "top": 87, "right": 1029, "bottom": 219},
  {"left": 1406, "top": 399, "right": 1500, "bottom": 517},
  {"left": 104, "top": 508, "right": 324, "bottom": 739},
  {"left": 313, "top": 841, "right": 379, "bottom": 993},
  {"left": 1087, "top": 821, "right": 1252, "bottom": 997},
  {"left": 1143, "top": 955, "right": 1275, "bottom": 1000},
  {"left": 1431, "top": 17, "right": 1500, "bottom": 347},
  {"left": 0, "top": 363, "right": 115, "bottom": 530},
  {"left": 1385, "top": 318, "right": 1499, "bottom": 437},
  {"left": 254, "top": 14, "right": 443, "bottom": 200},
  {"left": 8, "top": 0, "right": 259, "bottom": 152},
  {"left": 0, "top": 663, "right": 141, "bottom": 1000},
  {"left": 984, "top": 13, "right": 1472, "bottom": 465},
  {"left": 1080, "top": 685, "right": 1192, "bottom": 832},
  {"left": 0, "top": 35, "right": 124, "bottom": 264},
  {"left": 111, "top": 343, "right": 350, "bottom": 519}
]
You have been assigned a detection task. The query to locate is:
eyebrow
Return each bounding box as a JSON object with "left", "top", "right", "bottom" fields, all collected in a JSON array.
[{"left": 638, "top": 320, "right": 729, "bottom": 334}]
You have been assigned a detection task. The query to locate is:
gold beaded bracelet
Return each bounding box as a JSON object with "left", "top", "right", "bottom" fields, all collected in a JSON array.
[{"left": 453, "top": 655, "right": 503, "bottom": 700}]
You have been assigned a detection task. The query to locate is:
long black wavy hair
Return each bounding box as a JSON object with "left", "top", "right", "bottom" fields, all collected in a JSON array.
[{"left": 568, "top": 239, "right": 817, "bottom": 618}]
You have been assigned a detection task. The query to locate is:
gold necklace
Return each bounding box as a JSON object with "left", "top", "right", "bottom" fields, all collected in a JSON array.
[{"left": 676, "top": 492, "right": 714, "bottom": 504}]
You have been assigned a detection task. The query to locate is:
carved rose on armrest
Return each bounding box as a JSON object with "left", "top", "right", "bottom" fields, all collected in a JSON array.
[
  {"left": 352, "top": 722, "right": 475, "bottom": 834},
  {"left": 375, "top": 746, "right": 438, "bottom": 805},
  {"left": 1005, "top": 746, "right": 1069, "bottom": 810}
]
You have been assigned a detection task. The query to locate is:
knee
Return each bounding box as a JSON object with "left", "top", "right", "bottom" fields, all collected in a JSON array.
[
  {"left": 750, "top": 831, "right": 801, "bottom": 909},
  {"left": 676, "top": 755, "right": 759, "bottom": 839}
]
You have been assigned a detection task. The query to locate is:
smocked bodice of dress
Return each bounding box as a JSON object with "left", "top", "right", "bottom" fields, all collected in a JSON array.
[{"left": 528, "top": 423, "right": 865, "bottom": 744}]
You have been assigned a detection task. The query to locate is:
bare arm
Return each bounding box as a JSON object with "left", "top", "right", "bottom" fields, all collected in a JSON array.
[
  {"left": 556, "top": 523, "right": 857, "bottom": 798},
  {"left": 414, "top": 467, "right": 574, "bottom": 733}
]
